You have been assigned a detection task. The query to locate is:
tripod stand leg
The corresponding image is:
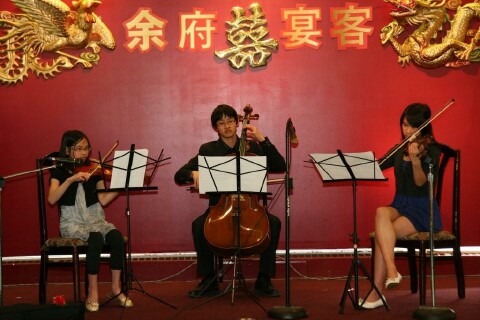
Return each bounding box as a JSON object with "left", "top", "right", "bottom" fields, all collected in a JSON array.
[
  {"left": 121, "top": 196, "right": 177, "bottom": 310},
  {"left": 339, "top": 256, "right": 390, "bottom": 314},
  {"left": 129, "top": 272, "right": 178, "bottom": 309},
  {"left": 358, "top": 259, "right": 390, "bottom": 311},
  {"left": 339, "top": 258, "right": 356, "bottom": 314},
  {"left": 231, "top": 255, "right": 238, "bottom": 304},
  {"left": 188, "top": 256, "right": 267, "bottom": 313}
]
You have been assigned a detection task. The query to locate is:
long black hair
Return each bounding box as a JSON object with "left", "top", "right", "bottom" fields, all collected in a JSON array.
[{"left": 400, "top": 103, "right": 434, "bottom": 139}]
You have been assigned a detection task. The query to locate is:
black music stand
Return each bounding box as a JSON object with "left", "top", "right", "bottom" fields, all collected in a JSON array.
[
  {"left": 309, "top": 150, "right": 389, "bottom": 314},
  {"left": 189, "top": 153, "right": 269, "bottom": 311},
  {"left": 98, "top": 144, "right": 176, "bottom": 312}
]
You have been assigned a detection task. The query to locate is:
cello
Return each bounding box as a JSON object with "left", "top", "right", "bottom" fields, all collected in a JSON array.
[{"left": 204, "top": 105, "right": 271, "bottom": 257}]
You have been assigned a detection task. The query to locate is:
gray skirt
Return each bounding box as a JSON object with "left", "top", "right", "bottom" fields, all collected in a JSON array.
[{"left": 59, "top": 184, "right": 116, "bottom": 241}]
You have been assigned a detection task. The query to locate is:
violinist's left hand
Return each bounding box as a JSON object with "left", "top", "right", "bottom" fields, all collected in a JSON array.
[
  {"left": 407, "top": 142, "right": 422, "bottom": 164},
  {"left": 408, "top": 141, "right": 428, "bottom": 186},
  {"left": 243, "top": 124, "right": 265, "bottom": 142}
]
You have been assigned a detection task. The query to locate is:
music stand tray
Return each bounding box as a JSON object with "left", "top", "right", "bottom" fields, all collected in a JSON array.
[{"left": 310, "top": 150, "right": 389, "bottom": 313}]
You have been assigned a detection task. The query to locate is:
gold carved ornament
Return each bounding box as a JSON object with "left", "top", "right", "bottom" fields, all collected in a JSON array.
[
  {"left": 0, "top": 0, "right": 115, "bottom": 85},
  {"left": 215, "top": 2, "right": 278, "bottom": 69},
  {"left": 381, "top": 0, "right": 480, "bottom": 68}
]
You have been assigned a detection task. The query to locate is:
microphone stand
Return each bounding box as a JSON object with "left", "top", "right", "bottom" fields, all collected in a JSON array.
[
  {"left": 413, "top": 162, "right": 456, "bottom": 320},
  {"left": 0, "top": 163, "right": 57, "bottom": 306},
  {"left": 268, "top": 119, "right": 308, "bottom": 319}
]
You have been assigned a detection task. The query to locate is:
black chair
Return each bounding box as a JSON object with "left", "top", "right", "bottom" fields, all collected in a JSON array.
[
  {"left": 370, "top": 143, "right": 465, "bottom": 305},
  {"left": 37, "top": 157, "right": 126, "bottom": 304}
]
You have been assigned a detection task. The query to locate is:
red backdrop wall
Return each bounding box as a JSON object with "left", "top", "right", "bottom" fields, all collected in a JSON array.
[{"left": 1, "top": 0, "right": 479, "bottom": 259}]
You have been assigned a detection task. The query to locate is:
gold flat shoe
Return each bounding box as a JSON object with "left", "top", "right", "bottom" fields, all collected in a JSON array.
[
  {"left": 359, "top": 295, "right": 386, "bottom": 309},
  {"left": 108, "top": 293, "right": 133, "bottom": 308},
  {"left": 385, "top": 272, "right": 402, "bottom": 289},
  {"left": 85, "top": 301, "right": 99, "bottom": 312}
]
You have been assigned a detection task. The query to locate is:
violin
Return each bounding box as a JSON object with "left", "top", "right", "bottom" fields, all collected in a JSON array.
[
  {"left": 74, "top": 141, "right": 118, "bottom": 179},
  {"left": 403, "top": 134, "right": 435, "bottom": 159},
  {"left": 203, "top": 105, "right": 271, "bottom": 257},
  {"left": 74, "top": 158, "right": 113, "bottom": 178}
]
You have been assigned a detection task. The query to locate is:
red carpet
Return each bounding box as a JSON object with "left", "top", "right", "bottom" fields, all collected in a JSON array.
[{"left": 2, "top": 275, "right": 478, "bottom": 320}]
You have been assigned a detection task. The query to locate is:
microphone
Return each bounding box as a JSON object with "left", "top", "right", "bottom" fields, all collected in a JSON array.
[
  {"left": 287, "top": 118, "right": 298, "bottom": 144},
  {"left": 45, "top": 157, "right": 84, "bottom": 165}
]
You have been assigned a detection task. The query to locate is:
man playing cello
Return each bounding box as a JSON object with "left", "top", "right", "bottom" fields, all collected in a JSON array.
[{"left": 174, "top": 104, "right": 286, "bottom": 298}]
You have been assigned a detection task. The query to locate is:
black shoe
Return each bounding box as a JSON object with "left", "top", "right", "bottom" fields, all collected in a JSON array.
[
  {"left": 254, "top": 274, "right": 280, "bottom": 297},
  {"left": 188, "top": 276, "right": 220, "bottom": 298}
]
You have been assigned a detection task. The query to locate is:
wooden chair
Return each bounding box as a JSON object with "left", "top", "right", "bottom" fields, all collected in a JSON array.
[
  {"left": 370, "top": 143, "right": 465, "bottom": 305},
  {"left": 37, "top": 157, "right": 126, "bottom": 304}
]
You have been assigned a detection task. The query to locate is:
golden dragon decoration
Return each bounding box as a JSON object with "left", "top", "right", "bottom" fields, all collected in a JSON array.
[
  {"left": 0, "top": 0, "right": 115, "bottom": 85},
  {"left": 381, "top": 0, "right": 480, "bottom": 68}
]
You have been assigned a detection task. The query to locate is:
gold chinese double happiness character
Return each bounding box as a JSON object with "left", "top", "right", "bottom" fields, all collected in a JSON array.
[{"left": 215, "top": 2, "right": 278, "bottom": 69}]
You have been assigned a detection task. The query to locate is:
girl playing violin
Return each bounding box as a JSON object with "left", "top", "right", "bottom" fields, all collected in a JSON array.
[
  {"left": 47, "top": 130, "right": 132, "bottom": 312},
  {"left": 361, "top": 103, "right": 442, "bottom": 309}
]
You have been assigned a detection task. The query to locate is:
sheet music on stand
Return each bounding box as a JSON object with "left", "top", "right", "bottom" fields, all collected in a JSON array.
[
  {"left": 309, "top": 151, "right": 386, "bottom": 182},
  {"left": 198, "top": 155, "right": 267, "bottom": 194},
  {"left": 110, "top": 149, "right": 148, "bottom": 188}
]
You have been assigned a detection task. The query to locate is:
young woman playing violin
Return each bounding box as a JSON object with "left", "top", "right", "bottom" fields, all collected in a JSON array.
[
  {"left": 47, "top": 130, "right": 132, "bottom": 312},
  {"left": 174, "top": 104, "right": 286, "bottom": 298},
  {"left": 361, "top": 103, "right": 442, "bottom": 309}
]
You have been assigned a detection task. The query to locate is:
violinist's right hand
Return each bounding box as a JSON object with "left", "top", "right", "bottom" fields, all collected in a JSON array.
[
  {"left": 69, "top": 171, "right": 91, "bottom": 183},
  {"left": 191, "top": 170, "right": 199, "bottom": 189},
  {"left": 48, "top": 171, "right": 90, "bottom": 205}
]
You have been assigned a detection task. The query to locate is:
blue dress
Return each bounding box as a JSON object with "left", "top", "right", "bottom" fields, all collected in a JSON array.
[
  {"left": 380, "top": 144, "right": 442, "bottom": 232},
  {"left": 390, "top": 192, "right": 441, "bottom": 232}
]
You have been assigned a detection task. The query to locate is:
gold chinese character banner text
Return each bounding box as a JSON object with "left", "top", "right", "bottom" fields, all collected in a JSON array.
[
  {"left": 215, "top": 3, "right": 278, "bottom": 69},
  {"left": 2, "top": 0, "right": 480, "bottom": 85}
]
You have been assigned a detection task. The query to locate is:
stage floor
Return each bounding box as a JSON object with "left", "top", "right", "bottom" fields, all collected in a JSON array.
[{"left": 2, "top": 274, "right": 478, "bottom": 320}]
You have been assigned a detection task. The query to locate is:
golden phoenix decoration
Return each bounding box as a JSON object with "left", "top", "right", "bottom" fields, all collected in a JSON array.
[
  {"left": 381, "top": 0, "right": 480, "bottom": 68},
  {"left": 215, "top": 2, "right": 278, "bottom": 69},
  {"left": 0, "top": 0, "right": 115, "bottom": 85}
]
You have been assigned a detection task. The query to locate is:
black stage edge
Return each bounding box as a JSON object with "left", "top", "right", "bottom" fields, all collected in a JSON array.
[
  {"left": 413, "top": 306, "right": 456, "bottom": 320},
  {"left": 0, "top": 302, "right": 84, "bottom": 320},
  {"left": 268, "top": 305, "right": 308, "bottom": 320}
]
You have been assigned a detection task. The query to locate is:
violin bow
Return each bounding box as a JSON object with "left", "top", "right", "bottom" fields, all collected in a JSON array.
[
  {"left": 378, "top": 98, "right": 455, "bottom": 166},
  {"left": 88, "top": 140, "right": 119, "bottom": 175}
]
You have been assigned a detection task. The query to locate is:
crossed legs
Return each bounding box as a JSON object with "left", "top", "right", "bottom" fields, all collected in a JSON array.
[{"left": 366, "top": 206, "right": 416, "bottom": 303}]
